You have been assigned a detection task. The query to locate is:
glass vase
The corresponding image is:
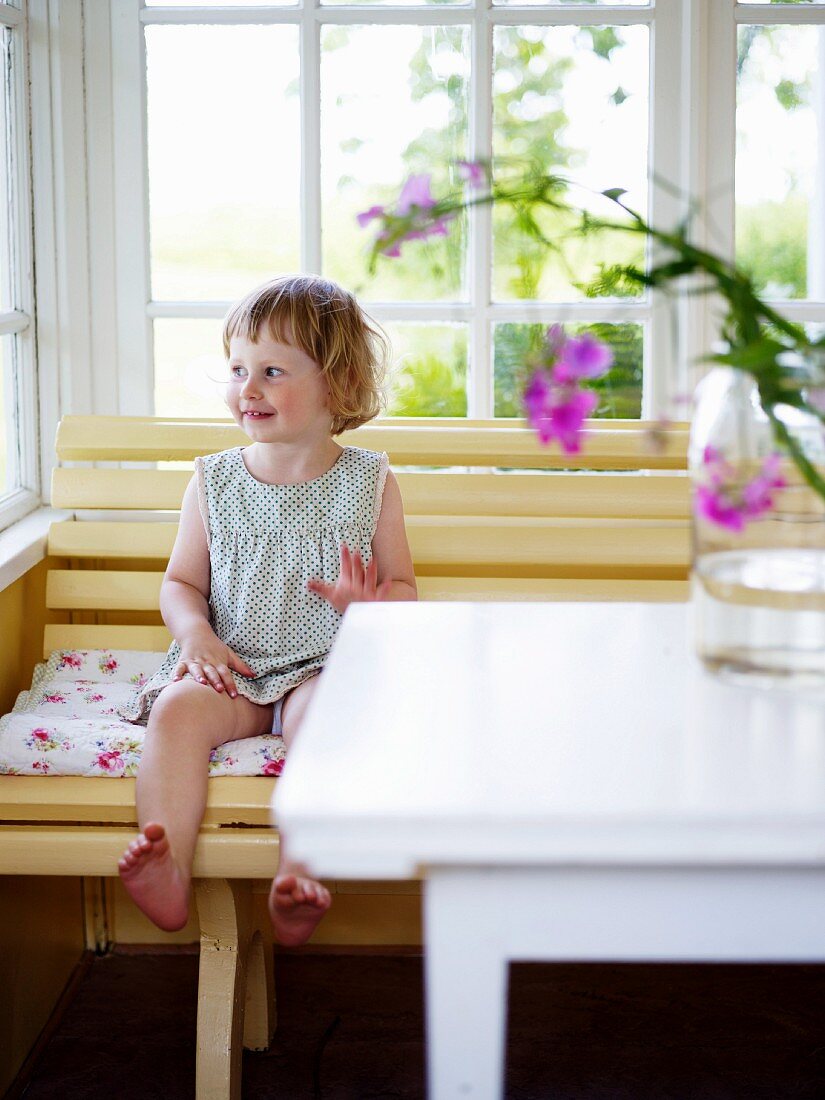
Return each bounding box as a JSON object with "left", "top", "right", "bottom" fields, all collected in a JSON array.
[{"left": 689, "top": 365, "right": 825, "bottom": 686}]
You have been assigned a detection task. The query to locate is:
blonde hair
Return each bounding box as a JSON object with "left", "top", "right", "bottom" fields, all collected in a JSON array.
[{"left": 222, "top": 275, "right": 389, "bottom": 436}]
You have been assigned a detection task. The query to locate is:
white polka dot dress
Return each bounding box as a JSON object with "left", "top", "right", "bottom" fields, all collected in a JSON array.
[{"left": 117, "top": 445, "right": 389, "bottom": 723}]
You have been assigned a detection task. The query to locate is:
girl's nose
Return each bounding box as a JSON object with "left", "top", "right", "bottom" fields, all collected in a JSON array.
[{"left": 240, "top": 375, "right": 262, "bottom": 398}]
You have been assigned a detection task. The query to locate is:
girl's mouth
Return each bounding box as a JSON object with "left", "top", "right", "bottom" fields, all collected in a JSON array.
[{"left": 244, "top": 412, "right": 274, "bottom": 419}]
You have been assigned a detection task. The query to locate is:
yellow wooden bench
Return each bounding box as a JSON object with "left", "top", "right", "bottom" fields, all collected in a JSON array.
[{"left": 0, "top": 414, "right": 690, "bottom": 1099}]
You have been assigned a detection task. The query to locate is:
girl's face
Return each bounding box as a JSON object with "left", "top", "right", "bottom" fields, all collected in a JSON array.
[{"left": 226, "top": 331, "right": 332, "bottom": 443}]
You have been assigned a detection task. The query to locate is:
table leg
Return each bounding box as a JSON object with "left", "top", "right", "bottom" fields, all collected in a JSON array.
[{"left": 424, "top": 869, "right": 509, "bottom": 1100}]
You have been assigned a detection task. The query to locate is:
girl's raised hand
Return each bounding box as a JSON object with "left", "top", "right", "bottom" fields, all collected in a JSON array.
[
  {"left": 307, "top": 544, "right": 392, "bottom": 614},
  {"left": 172, "top": 627, "right": 257, "bottom": 697}
]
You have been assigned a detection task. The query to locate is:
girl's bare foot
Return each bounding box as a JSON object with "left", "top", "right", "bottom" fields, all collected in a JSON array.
[
  {"left": 118, "top": 822, "right": 190, "bottom": 932},
  {"left": 268, "top": 873, "right": 331, "bottom": 947}
]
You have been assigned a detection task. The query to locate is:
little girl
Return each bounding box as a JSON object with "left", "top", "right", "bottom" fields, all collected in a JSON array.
[{"left": 115, "top": 274, "right": 417, "bottom": 945}]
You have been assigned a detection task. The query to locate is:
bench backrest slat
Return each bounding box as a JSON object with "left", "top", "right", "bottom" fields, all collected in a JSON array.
[
  {"left": 52, "top": 468, "right": 690, "bottom": 519},
  {"left": 55, "top": 415, "right": 689, "bottom": 469}
]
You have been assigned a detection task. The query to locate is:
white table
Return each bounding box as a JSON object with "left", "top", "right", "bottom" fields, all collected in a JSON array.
[{"left": 273, "top": 601, "right": 825, "bottom": 1100}]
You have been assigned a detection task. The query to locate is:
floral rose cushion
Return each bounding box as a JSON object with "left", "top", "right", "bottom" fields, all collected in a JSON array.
[{"left": 0, "top": 649, "right": 285, "bottom": 777}]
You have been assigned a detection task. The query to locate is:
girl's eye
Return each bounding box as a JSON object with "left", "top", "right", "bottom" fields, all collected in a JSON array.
[
  {"left": 230, "top": 366, "right": 245, "bottom": 378},
  {"left": 266, "top": 367, "right": 283, "bottom": 378}
]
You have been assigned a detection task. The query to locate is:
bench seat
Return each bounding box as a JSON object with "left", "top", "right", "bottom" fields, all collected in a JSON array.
[{"left": 0, "top": 647, "right": 284, "bottom": 777}]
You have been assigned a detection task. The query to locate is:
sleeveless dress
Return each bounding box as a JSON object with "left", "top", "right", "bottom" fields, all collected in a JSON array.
[{"left": 117, "top": 444, "right": 389, "bottom": 724}]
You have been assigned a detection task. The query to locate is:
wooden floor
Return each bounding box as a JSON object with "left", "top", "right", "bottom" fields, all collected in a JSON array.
[{"left": 12, "top": 949, "right": 825, "bottom": 1098}]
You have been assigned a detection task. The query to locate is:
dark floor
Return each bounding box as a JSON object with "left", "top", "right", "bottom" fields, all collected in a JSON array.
[{"left": 13, "top": 951, "right": 825, "bottom": 1099}]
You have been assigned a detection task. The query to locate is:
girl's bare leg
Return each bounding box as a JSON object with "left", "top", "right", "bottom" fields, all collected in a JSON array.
[
  {"left": 268, "top": 675, "right": 333, "bottom": 947},
  {"left": 118, "top": 679, "right": 273, "bottom": 931}
]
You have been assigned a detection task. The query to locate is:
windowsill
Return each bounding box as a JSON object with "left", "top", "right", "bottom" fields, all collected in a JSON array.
[{"left": 0, "top": 506, "right": 73, "bottom": 593}]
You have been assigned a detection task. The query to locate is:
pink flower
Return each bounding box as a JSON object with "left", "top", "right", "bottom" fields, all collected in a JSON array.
[
  {"left": 356, "top": 204, "right": 385, "bottom": 228},
  {"left": 525, "top": 371, "right": 599, "bottom": 454},
  {"left": 32, "top": 760, "right": 51, "bottom": 773},
  {"left": 457, "top": 160, "right": 486, "bottom": 189},
  {"left": 359, "top": 173, "right": 455, "bottom": 259},
  {"left": 32, "top": 727, "right": 50, "bottom": 742},
  {"left": 42, "top": 693, "right": 66, "bottom": 704},
  {"left": 396, "top": 174, "right": 437, "bottom": 215},
  {"left": 261, "top": 759, "right": 284, "bottom": 777},
  {"left": 552, "top": 332, "right": 613, "bottom": 384},
  {"left": 58, "top": 652, "right": 83, "bottom": 670},
  {"left": 523, "top": 327, "right": 612, "bottom": 454},
  {"left": 694, "top": 449, "right": 787, "bottom": 532},
  {"left": 96, "top": 750, "right": 123, "bottom": 772}
]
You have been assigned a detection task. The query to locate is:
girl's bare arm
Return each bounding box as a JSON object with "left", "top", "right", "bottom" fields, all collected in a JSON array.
[
  {"left": 371, "top": 470, "right": 417, "bottom": 601},
  {"left": 160, "top": 475, "right": 212, "bottom": 639}
]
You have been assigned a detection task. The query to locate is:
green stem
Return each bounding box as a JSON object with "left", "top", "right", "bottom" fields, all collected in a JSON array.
[{"left": 766, "top": 407, "right": 825, "bottom": 501}]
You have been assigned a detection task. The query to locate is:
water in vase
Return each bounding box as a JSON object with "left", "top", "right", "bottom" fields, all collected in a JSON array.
[{"left": 693, "top": 548, "right": 825, "bottom": 686}]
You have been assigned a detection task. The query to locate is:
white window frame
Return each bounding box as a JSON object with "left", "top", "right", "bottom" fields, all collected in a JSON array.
[
  {"left": 89, "top": 1, "right": 825, "bottom": 425},
  {"left": 0, "top": 0, "right": 38, "bottom": 533}
]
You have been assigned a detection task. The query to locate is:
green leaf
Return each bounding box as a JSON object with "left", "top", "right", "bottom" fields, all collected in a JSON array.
[
  {"left": 775, "top": 79, "right": 806, "bottom": 112},
  {"left": 583, "top": 27, "right": 622, "bottom": 62}
]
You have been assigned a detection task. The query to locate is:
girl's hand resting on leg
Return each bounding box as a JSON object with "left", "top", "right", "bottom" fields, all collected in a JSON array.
[
  {"left": 307, "top": 544, "right": 392, "bottom": 614},
  {"left": 172, "top": 625, "right": 256, "bottom": 697}
]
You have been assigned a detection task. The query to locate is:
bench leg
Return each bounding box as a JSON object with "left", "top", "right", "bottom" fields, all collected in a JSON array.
[
  {"left": 243, "top": 927, "right": 276, "bottom": 1050},
  {"left": 194, "top": 878, "right": 275, "bottom": 1100}
]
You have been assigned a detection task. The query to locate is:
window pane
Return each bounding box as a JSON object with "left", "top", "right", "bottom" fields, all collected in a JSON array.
[
  {"left": 146, "top": 26, "right": 300, "bottom": 302},
  {"left": 736, "top": 25, "right": 823, "bottom": 300},
  {"left": 0, "top": 336, "right": 8, "bottom": 496},
  {"left": 743, "top": 2, "right": 825, "bottom": 6},
  {"left": 322, "top": 24, "right": 469, "bottom": 301},
  {"left": 383, "top": 323, "right": 468, "bottom": 416},
  {"left": 492, "top": 24, "right": 648, "bottom": 302},
  {"left": 153, "top": 319, "right": 230, "bottom": 418},
  {"left": 323, "top": 0, "right": 467, "bottom": 5},
  {"left": 145, "top": 1, "right": 295, "bottom": 7},
  {"left": 493, "top": 322, "right": 643, "bottom": 419},
  {"left": 0, "top": 29, "right": 12, "bottom": 314},
  {"left": 494, "top": 0, "right": 648, "bottom": 5}
]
